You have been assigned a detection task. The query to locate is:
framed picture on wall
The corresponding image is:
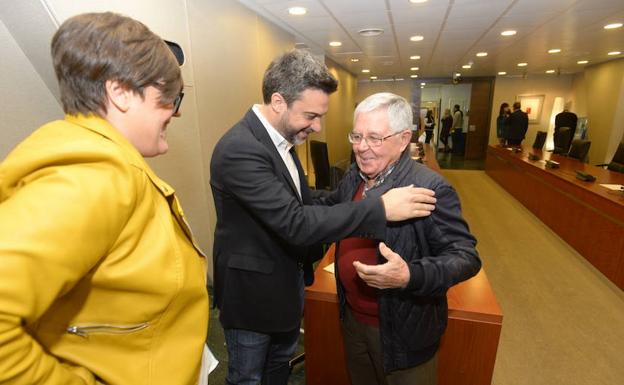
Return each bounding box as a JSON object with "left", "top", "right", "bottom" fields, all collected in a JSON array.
[{"left": 516, "top": 94, "right": 544, "bottom": 124}]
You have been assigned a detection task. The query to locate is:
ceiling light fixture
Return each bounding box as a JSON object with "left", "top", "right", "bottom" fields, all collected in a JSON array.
[
  {"left": 410, "top": 35, "right": 424, "bottom": 42},
  {"left": 420, "top": 82, "right": 426, "bottom": 86},
  {"left": 548, "top": 48, "right": 561, "bottom": 53},
  {"left": 476, "top": 52, "right": 488, "bottom": 57},
  {"left": 501, "top": 30, "right": 517, "bottom": 36},
  {"left": 362, "top": 69, "right": 370, "bottom": 73},
  {"left": 370, "top": 76, "right": 378, "bottom": 80},
  {"left": 410, "top": 55, "right": 421, "bottom": 60},
  {"left": 288, "top": 7, "right": 307, "bottom": 16},
  {"left": 455, "top": 73, "right": 461, "bottom": 77},
  {"left": 517, "top": 62, "right": 528, "bottom": 67},
  {"left": 410, "top": 67, "right": 419, "bottom": 71},
  {"left": 409, "top": 0, "right": 428, "bottom": 3},
  {"left": 577, "top": 60, "right": 589, "bottom": 64},
  {"left": 545, "top": 69, "right": 555, "bottom": 74},
  {"left": 329, "top": 41, "right": 342, "bottom": 47},
  {"left": 462, "top": 64, "right": 472, "bottom": 69},
  {"left": 358, "top": 28, "right": 384, "bottom": 37},
  {"left": 608, "top": 51, "right": 621, "bottom": 56},
  {"left": 498, "top": 71, "right": 507, "bottom": 75},
  {"left": 604, "top": 23, "right": 623, "bottom": 29},
  {"left": 350, "top": 58, "right": 359, "bottom": 62},
  {"left": 410, "top": 74, "right": 418, "bottom": 78}
]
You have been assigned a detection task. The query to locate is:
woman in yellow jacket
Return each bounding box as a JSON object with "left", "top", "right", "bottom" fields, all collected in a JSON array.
[{"left": 0, "top": 13, "right": 209, "bottom": 385}]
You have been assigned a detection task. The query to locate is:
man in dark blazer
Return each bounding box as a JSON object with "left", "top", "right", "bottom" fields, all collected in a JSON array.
[
  {"left": 504, "top": 101, "right": 529, "bottom": 146},
  {"left": 555, "top": 102, "right": 578, "bottom": 150},
  {"left": 210, "top": 50, "right": 437, "bottom": 385}
]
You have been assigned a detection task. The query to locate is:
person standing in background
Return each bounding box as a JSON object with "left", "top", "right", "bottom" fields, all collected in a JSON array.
[
  {"left": 504, "top": 101, "right": 529, "bottom": 146},
  {"left": 496, "top": 102, "right": 510, "bottom": 146},
  {"left": 0, "top": 12, "right": 209, "bottom": 385},
  {"left": 210, "top": 50, "right": 437, "bottom": 385},
  {"left": 424, "top": 109, "right": 435, "bottom": 144},
  {"left": 555, "top": 102, "right": 578, "bottom": 149},
  {"left": 451, "top": 104, "right": 463, "bottom": 133},
  {"left": 440, "top": 109, "right": 453, "bottom": 153}
]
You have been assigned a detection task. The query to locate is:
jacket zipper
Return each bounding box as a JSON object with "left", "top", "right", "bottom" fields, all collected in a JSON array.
[{"left": 66, "top": 322, "right": 149, "bottom": 338}]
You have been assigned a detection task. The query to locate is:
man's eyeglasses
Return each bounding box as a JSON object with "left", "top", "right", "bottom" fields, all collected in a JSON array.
[
  {"left": 348, "top": 131, "right": 403, "bottom": 147},
  {"left": 173, "top": 91, "right": 184, "bottom": 115}
]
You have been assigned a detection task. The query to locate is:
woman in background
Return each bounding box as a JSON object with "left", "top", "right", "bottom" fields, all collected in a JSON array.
[
  {"left": 496, "top": 102, "right": 510, "bottom": 146},
  {"left": 440, "top": 109, "right": 453, "bottom": 153},
  {"left": 424, "top": 109, "right": 435, "bottom": 144}
]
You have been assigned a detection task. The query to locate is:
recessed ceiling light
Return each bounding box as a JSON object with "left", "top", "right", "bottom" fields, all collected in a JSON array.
[
  {"left": 410, "top": 55, "right": 421, "bottom": 60},
  {"left": 350, "top": 58, "right": 359, "bottom": 62},
  {"left": 517, "top": 62, "right": 528, "bottom": 67},
  {"left": 604, "top": 23, "right": 623, "bottom": 29},
  {"left": 498, "top": 71, "right": 507, "bottom": 75},
  {"left": 462, "top": 64, "right": 472, "bottom": 69},
  {"left": 410, "top": 67, "right": 419, "bottom": 71},
  {"left": 410, "top": 35, "right": 424, "bottom": 42},
  {"left": 501, "top": 30, "right": 516, "bottom": 36},
  {"left": 476, "top": 52, "right": 488, "bottom": 57},
  {"left": 548, "top": 48, "right": 561, "bottom": 54},
  {"left": 455, "top": 73, "right": 461, "bottom": 77},
  {"left": 329, "top": 41, "right": 342, "bottom": 47},
  {"left": 362, "top": 69, "right": 370, "bottom": 73},
  {"left": 608, "top": 51, "right": 621, "bottom": 56},
  {"left": 358, "top": 28, "right": 384, "bottom": 37},
  {"left": 545, "top": 69, "right": 555, "bottom": 74},
  {"left": 409, "top": 0, "right": 428, "bottom": 3},
  {"left": 577, "top": 60, "right": 589, "bottom": 64},
  {"left": 288, "top": 7, "right": 307, "bottom": 16},
  {"left": 420, "top": 82, "right": 426, "bottom": 86},
  {"left": 410, "top": 74, "right": 418, "bottom": 78},
  {"left": 370, "top": 76, "right": 378, "bottom": 80}
]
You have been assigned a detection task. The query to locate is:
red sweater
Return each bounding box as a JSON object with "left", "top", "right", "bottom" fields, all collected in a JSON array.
[{"left": 337, "top": 182, "right": 380, "bottom": 326}]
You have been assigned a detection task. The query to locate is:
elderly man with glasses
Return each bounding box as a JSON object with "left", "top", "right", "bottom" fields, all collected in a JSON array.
[{"left": 319, "top": 92, "right": 481, "bottom": 385}]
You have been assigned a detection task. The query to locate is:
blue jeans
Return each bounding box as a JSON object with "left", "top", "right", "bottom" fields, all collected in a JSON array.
[{"left": 224, "top": 327, "right": 300, "bottom": 385}]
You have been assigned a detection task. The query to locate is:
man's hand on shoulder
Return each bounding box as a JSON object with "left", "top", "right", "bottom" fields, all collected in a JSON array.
[{"left": 381, "top": 185, "right": 436, "bottom": 221}]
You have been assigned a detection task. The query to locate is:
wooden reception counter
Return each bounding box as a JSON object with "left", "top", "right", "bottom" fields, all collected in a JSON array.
[
  {"left": 304, "top": 144, "right": 503, "bottom": 385},
  {"left": 485, "top": 145, "right": 624, "bottom": 290}
]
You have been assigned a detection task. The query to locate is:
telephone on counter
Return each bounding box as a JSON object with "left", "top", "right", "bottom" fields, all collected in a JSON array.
[
  {"left": 575, "top": 170, "right": 596, "bottom": 182},
  {"left": 545, "top": 160, "right": 560, "bottom": 169},
  {"left": 528, "top": 153, "right": 540, "bottom": 161}
]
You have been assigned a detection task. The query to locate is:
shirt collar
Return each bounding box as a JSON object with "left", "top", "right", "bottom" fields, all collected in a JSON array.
[
  {"left": 252, "top": 104, "right": 293, "bottom": 153},
  {"left": 358, "top": 160, "right": 398, "bottom": 197}
]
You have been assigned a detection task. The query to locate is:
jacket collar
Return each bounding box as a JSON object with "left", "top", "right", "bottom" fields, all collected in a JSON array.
[
  {"left": 64, "top": 114, "right": 176, "bottom": 197},
  {"left": 350, "top": 149, "right": 413, "bottom": 200}
]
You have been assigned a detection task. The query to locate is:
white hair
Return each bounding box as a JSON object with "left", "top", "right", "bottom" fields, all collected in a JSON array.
[{"left": 354, "top": 92, "right": 413, "bottom": 133}]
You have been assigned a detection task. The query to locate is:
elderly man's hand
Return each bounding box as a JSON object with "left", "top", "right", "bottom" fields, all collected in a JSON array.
[
  {"left": 353, "top": 243, "right": 410, "bottom": 289},
  {"left": 381, "top": 185, "right": 436, "bottom": 221}
]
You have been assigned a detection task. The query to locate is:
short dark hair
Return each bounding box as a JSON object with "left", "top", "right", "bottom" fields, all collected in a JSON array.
[
  {"left": 52, "top": 12, "right": 182, "bottom": 116},
  {"left": 262, "top": 50, "right": 338, "bottom": 105},
  {"left": 454, "top": 104, "right": 460, "bottom": 110},
  {"left": 513, "top": 102, "right": 521, "bottom": 110}
]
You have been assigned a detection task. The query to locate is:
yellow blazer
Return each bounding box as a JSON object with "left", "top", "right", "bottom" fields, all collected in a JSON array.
[{"left": 0, "top": 115, "right": 209, "bottom": 384}]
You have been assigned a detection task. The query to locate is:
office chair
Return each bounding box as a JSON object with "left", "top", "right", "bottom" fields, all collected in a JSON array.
[
  {"left": 596, "top": 141, "right": 624, "bottom": 173},
  {"left": 309, "top": 140, "right": 331, "bottom": 190},
  {"left": 532, "top": 131, "right": 547, "bottom": 150},
  {"left": 567, "top": 139, "right": 591, "bottom": 162},
  {"left": 553, "top": 127, "right": 572, "bottom": 154}
]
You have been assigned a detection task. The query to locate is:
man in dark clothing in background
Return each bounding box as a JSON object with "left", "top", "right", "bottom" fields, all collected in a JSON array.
[
  {"left": 504, "top": 101, "right": 529, "bottom": 146},
  {"left": 555, "top": 102, "right": 578, "bottom": 149}
]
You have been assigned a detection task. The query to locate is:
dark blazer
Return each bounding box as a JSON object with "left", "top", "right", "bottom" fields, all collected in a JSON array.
[
  {"left": 504, "top": 109, "right": 529, "bottom": 142},
  {"left": 210, "top": 108, "right": 386, "bottom": 333}
]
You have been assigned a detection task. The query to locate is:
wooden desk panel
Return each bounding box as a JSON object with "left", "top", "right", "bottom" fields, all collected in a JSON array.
[
  {"left": 305, "top": 147, "right": 503, "bottom": 385},
  {"left": 485, "top": 145, "right": 624, "bottom": 289}
]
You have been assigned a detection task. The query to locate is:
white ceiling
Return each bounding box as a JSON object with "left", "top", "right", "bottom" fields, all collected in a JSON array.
[{"left": 238, "top": 0, "right": 624, "bottom": 80}]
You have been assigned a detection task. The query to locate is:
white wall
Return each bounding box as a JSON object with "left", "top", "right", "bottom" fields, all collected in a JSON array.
[{"left": 0, "top": 19, "right": 62, "bottom": 159}]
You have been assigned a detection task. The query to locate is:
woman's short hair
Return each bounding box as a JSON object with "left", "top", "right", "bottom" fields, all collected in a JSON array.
[
  {"left": 354, "top": 93, "right": 413, "bottom": 133},
  {"left": 262, "top": 50, "right": 337, "bottom": 106},
  {"left": 52, "top": 12, "right": 182, "bottom": 116}
]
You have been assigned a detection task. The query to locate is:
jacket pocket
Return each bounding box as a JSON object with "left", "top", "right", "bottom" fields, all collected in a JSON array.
[
  {"left": 227, "top": 254, "right": 274, "bottom": 274},
  {"left": 66, "top": 322, "right": 149, "bottom": 338}
]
